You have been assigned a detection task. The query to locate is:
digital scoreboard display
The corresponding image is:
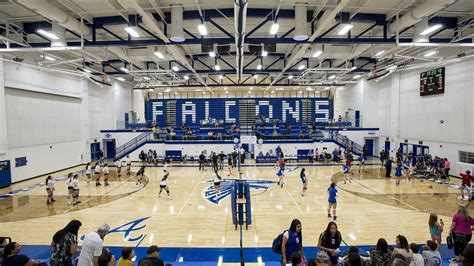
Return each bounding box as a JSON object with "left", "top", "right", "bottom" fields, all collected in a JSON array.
[{"left": 420, "top": 67, "right": 445, "bottom": 96}]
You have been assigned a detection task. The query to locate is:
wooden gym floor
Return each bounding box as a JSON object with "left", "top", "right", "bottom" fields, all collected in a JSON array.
[{"left": 0, "top": 161, "right": 465, "bottom": 249}]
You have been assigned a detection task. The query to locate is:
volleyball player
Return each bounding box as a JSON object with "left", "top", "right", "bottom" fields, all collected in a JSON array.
[
  {"left": 136, "top": 165, "right": 145, "bottom": 187},
  {"left": 327, "top": 182, "right": 338, "bottom": 220},
  {"left": 125, "top": 155, "right": 131, "bottom": 175},
  {"left": 300, "top": 168, "right": 308, "bottom": 196},
  {"left": 460, "top": 170, "right": 472, "bottom": 200},
  {"left": 71, "top": 174, "right": 80, "bottom": 206},
  {"left": 358, "top": 154, "right": 366, "bottom": 174},
  {"left": 212, "top": 170, "right": 223, "bottom": 195},
  {"left": 276, "top": 158, "right": 285, "bottom": 188},
  {"left": 115, "top": 159, "right": 122, "bottom": 177},
  {"left": 395, "top": 163, "right": 403, "bottom": 187},
  {"left": 158, "top": 170, "right": 171, "bottom": 198},
  {"left": 94, "top": 162, "right": 101, "bottom": 186},
  {"left": 403, "top": 157, "right": 411, "bottom": 181},
  {"left": 102, "top": 163, "right": 110, "bottom": 186},
  {"left": 66, "top": 173, "right": 74, "bottom": 204},
  {"left": 227, "top": 153, "right": 233, "bottom": 176},
  {"left": 45, "top": 175, "right": 55, "bottom": 204},
  {"left": 342, "top": 160, "right": 351, "bottom": 184},
  {"left": 85, "top": 162, "right": 92, "bottom": 183}
]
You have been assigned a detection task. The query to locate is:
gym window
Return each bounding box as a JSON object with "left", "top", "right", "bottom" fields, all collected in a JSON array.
[{"left": 459, "top": 151, "right": 474, "bottom": 164}]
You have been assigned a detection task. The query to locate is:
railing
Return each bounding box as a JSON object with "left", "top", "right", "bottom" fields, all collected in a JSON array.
[
  {"left": 328, "top": 130, "right": 364, "bottom": 155},
  {"left": 115, "top": 132, "right": 153, "bottom": 159}
]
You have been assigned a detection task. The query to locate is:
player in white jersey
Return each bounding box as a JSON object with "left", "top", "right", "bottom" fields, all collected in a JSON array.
[
  {"left": 124, "top": 155, "right": 131, "bottom": 175},
  {"left": 65, "top": 172, "right": 74, "bottom": 204},
  {"left": 45, "top": 175, "right": 55, "bottom": 204},
  {"left": 94, "top": 162, "right": 102, "bottom": 186},
  {"left": 158, "top": 170, "right": 171, "bottom": 198},
  {"left": 85, "top": 162, "right": 92, "bottom": 183},
  {"left": 102, "top": 163, "right": 110, "bottom": 186},
  {"left": 115, "top": 159, "right": 122, "bottom": 177},
  {"left": 71, "top": 174, "right": 80, "bottom": 206}
]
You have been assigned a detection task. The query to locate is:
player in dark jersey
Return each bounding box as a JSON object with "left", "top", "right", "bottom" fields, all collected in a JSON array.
[
  {"left": 158, "top": 170, "right": 170, "bottom": 199},
  {"left": 300, "top": 168, "right": 308, "bottom": 196}
]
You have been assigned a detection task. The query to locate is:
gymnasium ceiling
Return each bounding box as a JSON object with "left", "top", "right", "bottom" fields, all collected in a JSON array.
[{"left": 0, "top": 0, "right": 474, "bottom": 93}]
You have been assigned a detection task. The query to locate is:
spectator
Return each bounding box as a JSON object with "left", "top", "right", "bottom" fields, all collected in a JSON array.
[
  {"left": 117, "top": 247, "right": 135, "bottom": 266},
  {"left": 1, "top": 242, "right": 42, "bottom": 265},
  {"left": 50, "top": 220, "right": 82, "bottom": 266},
  {"left": 392, "top": 254, "right": 408, "bottom": 266},
  {"left": 290, "top": 251, "right": 302, "bottom": 266},
  {"left": 422, "top": 240, "right": 441, "bottom": 266},
  {"left": 410, "top": 243, "right": 423, "bottom": 266},
  {"left": 318, "top": 221, "right": 342, "bottom": 265},
  {"left": 380, "top": 149, "right": 386, "bottom": 167},
  {"left": 450, "top": 205, "right": 474, "bottom": 262},
  {"left": 370, "top": 238, "right": 392, "bottom": 266},
  {"left": 385, "top": 157, "right": 393, "bottom": 177},
  {"left": 77, "top": 224, "right": 110, "bottom": 266},
  {"left": 137, "top": 245, "right": 164, "bottom": 266},
  {"left": 342, "top": 246, "right": 364, "bottom": 266},
  {"left": 462, "top": 243, "right": 474, "bottom": 266},
  {"left": 443, "top": 158, "right": 451, "bottom": 177},
  {"left": 98, "top": 247, "right": 115, "bottom": 266},
  {"left": 392, "top": 235, "right": 413, "bottom": 265}
]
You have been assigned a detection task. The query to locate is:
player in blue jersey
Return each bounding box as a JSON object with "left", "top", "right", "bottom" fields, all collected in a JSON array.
[
  {"left": 276, "top": 158, "right": 285, "bottom": 188},
  {"left": 358, "top": 154, "right": 366, "bottom": 174},
  {"left": 395, "top": 163, "right": 403, "bottom": 187},
  {"left": 327, "top": 183, "right": 338, "bottom": 220},
  {"left": 342, "top": 159, "right": 352, "bottom": 184},
  {"left": 300, "top": 168, "right": 308, "bottom": 196},
  {"left": 403, "top": 157, "right": 411, "bottom": 181}
]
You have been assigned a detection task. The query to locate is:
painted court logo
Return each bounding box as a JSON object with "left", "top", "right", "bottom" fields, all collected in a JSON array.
[{"left": 203, "top": 179, "right": 276, "bottom": 204}]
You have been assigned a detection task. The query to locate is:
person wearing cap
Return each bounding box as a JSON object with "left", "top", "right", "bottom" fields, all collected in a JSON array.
[
  {"left": 77, "top": 224, "right": 110, "bottom": 266},
  {"left": 137, "top": 245, "right": 164, "bottom": 266}
]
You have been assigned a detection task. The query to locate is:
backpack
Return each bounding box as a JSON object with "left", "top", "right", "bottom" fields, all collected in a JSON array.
[{"left": 272, "top": 230, "right": 287, "bottom": 254}]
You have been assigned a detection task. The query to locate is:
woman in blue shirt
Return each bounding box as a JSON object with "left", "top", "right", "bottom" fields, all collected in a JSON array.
[
  {"left": 300, "top": 168, "right": 308, "bottom": 197},
  {"left": 281, "top": 219, "right": 304, "bottom": 265},
  {"left": 395, "top": 164, "right": 403, "bottom": 187},
  {"left": 328, "top": 183, "right": 338, "bottom": 220}
]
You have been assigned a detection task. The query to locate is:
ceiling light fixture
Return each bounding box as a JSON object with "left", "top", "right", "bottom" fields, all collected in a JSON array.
[
  {"left": 225, "top": 91, "right": 229, "bottom": 94},
  {"left": 338, "top": 24, "right": 353, "bottom": 35},
  {"left": 256, "top": 64, "right": 262, "bottom": 70},
  {"left": 117, "top": 77, "right": 125, "bottom": 81},
  {"left": 250, "top": 87, "right": 253, "bottom": 90},
  {"left": 329, "top": 75, "right": 336, "bottom": 80},
  {"left": 219, "top": 75, "right": 224, "bottom": 79},
  {"left": 154, "top": 51, "right": 164, "bottom": 59},
  {"left": 172, "top": 66, "right": 179, "bottom": 72},
  {"left": 306, "top": 87, "right": 313, "bottom": 91},
  {"left": 288, "top": 75, "right": 294, "bottom": 80},
  {"left": 83, "top": 68, "right": 92, "bottom": 73},
  {"left": 37, "top": 29, "right": 59, "bottom": 40},
  {"left": 253, "top": 74, "right": 258, "bottom": 79},
  {"left": 44, "top": 55, "right": 56, "bottom": 61},
  {"left": 312, "top": 50, "right": 323, "bottom": 58},
  {"left": 375, "top": 50, "right": 385, "bottom": 57},
  {"left": 423, "top": 50, "right": 438, "bottom": 57},
  {"left": 184, "top": 75, "right": 189, "bottom": 80},
  {"left": 124, "top": 26, "right": 140, "bottom": 38},
  {"left": 261, "top": 50, "right": 268, "bottom": 57},
  {"left": 143, "top": 76, "right": 150, "bottom": 80},
  {"left": 224, "top": 87, "right": 228, "bottom": 90},
  {"left": 420, "top": 24, "right": 443, "bottom": 36},
  {"left": 120, "top": 67, "right": 128, "bottom": 73},
  {"left": 214, "top": 65, "right": 221, "bottom": 71},
  {"left": 197, "top": 24, "right": 208, "bottom": 36},
  {"left": 353, "top": 75, "right": 362, "bottom": 79},
  {"left": 298, "top": 65, "right": 305, "bottom": 70},
  {"left": 269, "top": 23, "right": 280, "bottom": 35},
  {"left": 350, "top": 66, "right": 357, "bottom": 71},
  {"left": 209, "top": 51, "right": 216, "bottom": 57}
]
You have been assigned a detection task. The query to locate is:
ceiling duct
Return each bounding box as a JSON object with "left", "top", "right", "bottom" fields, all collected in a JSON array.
[
  {"left": 413, "top": 18, "right": 429, "bottom": 43},
  {"left": 170, "top": 5, "right": 185, "bottom": 43},
  {"left": 51, "top": 22, "right": 66, "bottom": 47},
  {"left": 294, "top": 3, "right": 308, "bottom": 41}
]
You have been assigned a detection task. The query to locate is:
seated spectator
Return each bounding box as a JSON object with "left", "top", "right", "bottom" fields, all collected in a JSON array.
[
  {"left": 422, "top": 240, "right": 441, "bottom": 266},
  {"left": 290, "top": 251, "right": 302, "bottom": 266},
  {"left": 117, "top": 247, "right": 135, "bottom": 266},
  {"left": 462, "top": 243, "right": 474, "bottom": 266},
  {"left": 343, "top": 246, "right": 365, "bottom": 266},
  {"left": 370, "top": 238, "right": 392, "bottom": 265},
  {"left": 1, "top": 242, "right": 42, "bottom": 265},
  {"left": 392, "top": 235, "right": 413, "bottom": 265},
  {"left": 265, "top": 152, "right": 270, "bottom": 156},
  {"left": 392, "top": 254, "right": 408, "bottom": 266},
  {"left": 410, "top": 243, "right": 423, "bottom": 266},
  {"left": 138, "top": 245, "right": 164, "bottom": 266},
  {"left": 98, "top": 247, "right": 115, "bottom": 266},
  {"left": 258, "top": 151, "right": 264, "bottom": 157}
]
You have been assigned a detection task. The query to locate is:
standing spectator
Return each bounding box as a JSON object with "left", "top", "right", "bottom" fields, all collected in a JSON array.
[
  {"left": 98, "top": 247, "right": 115, "bottom": 266},
  {"left": 98, "top": 149, "right": 104, "bottom": 160},
  {"left": 369, "top": 238, "right": 392, "bottom": 265},
  {"left": 212, "top": 152, "right": 219, "bottom": 172},
  {"left": 392, "top": 235, "right": 413, "bottom": 265},
  {"left": 117, "top": 247, "right": 135, "bottom": 266},
  {"left": 410, "top": 243, "right": 424, "bottom": 266},
  {"left": 318, "top": 221, "right": 342, "bottom": 265},
  {"left": 1, "top": 242, "right": 42, "bottom": 265},
  {"left": 199, "top": 152, "right": 205, "bottom": 171},
  {"left": 332, "top": 148, "right": 339, "bottom": 163},
  {"left": 50, "top": 220, "right": 82, "bottom": 266},
  {"left": 77, "top": 224, "right": 110, "bottom": 266},
  {"left": 218, "top": 151, "right": 225, "bottom": 170},
  {"left": 450, "top": 205, "right": 474, "bottom": 263},
  {"left": 137, "top": 245, "right": 164, "bottom": 266},
  {"left": 443, "top": 158, "right": 451, "bottom": 177},
  {"left": 380, "top": 149, "right": 386, "bottom": 167},
  {"left": 281, "top": 219, "right": 304, "bottom": 265},
  {"left": 422, "top": 240, "right": 441, "bottom": 266}
]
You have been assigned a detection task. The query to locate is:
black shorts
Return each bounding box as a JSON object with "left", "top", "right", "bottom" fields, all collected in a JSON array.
[
  {"left": 214, "top": 182, "right": 221, "bottom": 186},
  {"left": 46, "top": 188, "right": 51, "bottom": 191},
  {"left": 160, "top": 185, "right": 167, "bottom": 189},
  {"left": 104, "top": 173, "right": 108, "bottom": 176},
  {"left": 67, "top": 186, "right": 73, "bottom": 190},
  {"left": 73, "top": 189, "right": 79, "bottom": 192}
]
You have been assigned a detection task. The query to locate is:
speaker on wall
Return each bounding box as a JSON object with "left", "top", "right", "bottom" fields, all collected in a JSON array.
[
  {"left": 201, "top": 44, "right": 214, "bottom": 53},
  {"left": 217, "top": 44, "right": 230, "bottom": 53}
]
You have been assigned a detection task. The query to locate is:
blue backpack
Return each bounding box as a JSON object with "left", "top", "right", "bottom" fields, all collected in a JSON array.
[{"left": 272, "top": 231, "right": 287, "bottom": 254}]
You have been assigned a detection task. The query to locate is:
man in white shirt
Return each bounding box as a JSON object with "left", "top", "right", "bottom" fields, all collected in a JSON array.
[
  {"left": 422, "top": 240, "right": 441, "bottom": 266},
  {"left": 77, "top": 224, "right": 110, "bottom": 266}
]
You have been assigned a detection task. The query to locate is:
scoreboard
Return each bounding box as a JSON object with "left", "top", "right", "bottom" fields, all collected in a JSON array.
[{"left": 420, "top": 67, "right": 445, "bottom": 96}]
